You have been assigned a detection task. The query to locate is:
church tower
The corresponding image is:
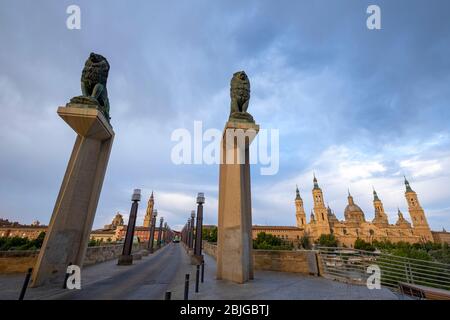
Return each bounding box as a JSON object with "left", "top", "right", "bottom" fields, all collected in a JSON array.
[
  {"left": 143, "top": 191, "right": 154, "bottom": 227},
  {"left": 312, "top": 174, "right": 330, "bottom": 235},
  {"left": 372, "top": 188, "right": 389, "bottom": 226},
  {"left": 404, "top": 177, "right": 433, "bottom": 242},
  {"left": 295, "top": 186, "right": 307, "bottom": 228}
]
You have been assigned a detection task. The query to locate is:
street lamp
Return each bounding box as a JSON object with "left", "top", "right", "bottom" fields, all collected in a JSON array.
[
  {"left": 148, "top": 209, "right": 157, "bottom": 253},
  {"left": 194, "top": 192, "right": 205, "bottom": 262},
  {"left": 118, "top": 189, "right": 141, "bottom": 265},
  {"left": 157, "top": 217, "right": 164, "bottom": 249},
  {"left": 163, "top": 222, "right": 168, "bottom": 244},
  {"left": 186, "top": 218, "right": 191, "bottom": 249},
  {"left": 190, "top": 210, "right": 195, "bottom": 249}
]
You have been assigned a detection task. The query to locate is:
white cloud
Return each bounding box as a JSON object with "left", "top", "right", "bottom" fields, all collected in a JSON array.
[
  {"left": 400, "top": 158, "right": 442, "bottom": 177},
  {"left": 252, "top": 138, "right": 450, "bottom": 231}
]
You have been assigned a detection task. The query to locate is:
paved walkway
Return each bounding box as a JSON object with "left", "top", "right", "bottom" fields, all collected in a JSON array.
[
  {"left": 0, "top": 244, "right": 401, "bottom": 300},
  {"left": 183, "top": 253, "right": 400, "bottom": 300},
  {"left": 0, "top": 243, "right": 185, "bottom": 300}
]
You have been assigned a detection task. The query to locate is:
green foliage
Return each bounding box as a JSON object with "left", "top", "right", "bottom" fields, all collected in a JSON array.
[
  {"left": 299, "top": 235, "right": 311, "bottom": 249},
  {"left": 354, "top": 238, "right": 376, "bottom": 252},
  {"left": 371, "top": 240, "right": 450, "bottom": 264},
  {"left": 253, "top": 232, "right": 293, "bottom": 250},
  {"left": 88, "top": 238, "right": 104, "bottom": 247},
  {"left": 0, "top": 232, "right": 46, "bottom": 251},
  {"left": 202, "top": 227, "right": 217, "bottom": 243},
  {"left": 316, "top": 234, "right": 338, "bottom": 247}
]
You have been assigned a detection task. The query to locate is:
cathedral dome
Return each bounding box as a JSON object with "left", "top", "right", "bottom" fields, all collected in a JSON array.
[{"left": 344, "top": 192, "right": 366, "bottom": 223}]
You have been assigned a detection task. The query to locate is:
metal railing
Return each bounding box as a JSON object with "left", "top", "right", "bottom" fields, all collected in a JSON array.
[{"left": 316, "top": 246, "right": 450, "bottom": 292}]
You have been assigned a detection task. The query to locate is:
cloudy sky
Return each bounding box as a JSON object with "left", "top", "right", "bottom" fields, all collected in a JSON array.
[{"left": 0, "top": 0, "right": 449, "bottom": 232}]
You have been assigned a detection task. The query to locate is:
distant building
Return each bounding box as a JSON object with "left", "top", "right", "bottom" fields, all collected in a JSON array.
[
  {"left": 254, "top": 176, "right": 449, "bottom": 247},
  {"left": 432, "top": 229, "right": 450, "bottom": 244},
  {"left": 89, "top": 193, "right": 167, "bottom": 243},
  {"left": 0, "top": 219, "right": 47, "bottom": 239}
]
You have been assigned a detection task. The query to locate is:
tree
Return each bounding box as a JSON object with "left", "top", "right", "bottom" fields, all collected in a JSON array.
[
  {"left": 202, "top": 227, "right": 218, "bottom": 243},
  {"left": 30, "top": 231, "right": 46, "bottom": 249},
  {"left": 299, "top": 235, "right": 311, "bottom": 249},
  {"left": 316, "top": 234, "right": 338, "bottom": 247},
  {"left": 253, "top": 232, "right": 293, "bottom": 250},
  {"left": 354, "top": 238, "right": 375, "bottom": 252}
]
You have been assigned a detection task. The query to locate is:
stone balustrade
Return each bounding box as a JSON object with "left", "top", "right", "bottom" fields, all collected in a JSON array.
[
  {"left": 0, "top": 242, "right": 149, "bottom": 274},
  {"left": 203, "top": 241, "right": 319, "bottom": 276}
]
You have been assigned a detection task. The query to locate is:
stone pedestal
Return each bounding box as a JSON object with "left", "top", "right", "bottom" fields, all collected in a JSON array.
[
  {"left": 31, "top": 106, "right": 114, "bottom": 287},
  {"left": 216, "top": 120, "right": 259, "bottom": 284}
]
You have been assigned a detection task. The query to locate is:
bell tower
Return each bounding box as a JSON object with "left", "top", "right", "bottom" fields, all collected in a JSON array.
[
  {"left": 312, "top": 174, "right": 330, "bottom": 235},
  {"left": 372, "top": 188, "right": 389, "bottom": 226},
  {"left": 404, "top": 177, "right": 433, "bottom": 242},
  {"left": 143, "top": 191, "right": 154, "bottom": 227},
  {"left": 295, "top": 186, "right": 307, "bottom": 228}
]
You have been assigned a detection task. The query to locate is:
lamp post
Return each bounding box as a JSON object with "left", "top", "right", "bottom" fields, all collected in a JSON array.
[
  {"left": 187, "top": 218, "right": 192, "bottom": 250},
  {"left": 118, "top": 189, "right": 141, "bottom": 265},
  {"left": 190, "top": 210, "right": 195, "bottom": 250},
  {"left": 148, "top": 209, "right": 157, "bottom": 253},
  {"left": 182, "top": 223, "right": 186, "bottom": 244},
  {"left": 157, "top": 217, "right": 164, "bottom": 249},
  {"left": 194, "top": 192, "right": 205, "bottom": 262},
  {"left": 163, "top": 222, "right": 168, "bottom": 244}
]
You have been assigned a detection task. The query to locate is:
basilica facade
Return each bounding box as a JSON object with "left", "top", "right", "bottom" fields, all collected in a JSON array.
[{"left": 296, "top": 176, "right": 434, "bottom": 247}]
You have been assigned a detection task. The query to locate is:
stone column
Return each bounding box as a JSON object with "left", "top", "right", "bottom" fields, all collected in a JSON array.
[
  {"left": 216, "top": 120, "right": 259, "bottom": 284},
  {"left": 31, "top": 106, "right": 114, "bottom": 287}
]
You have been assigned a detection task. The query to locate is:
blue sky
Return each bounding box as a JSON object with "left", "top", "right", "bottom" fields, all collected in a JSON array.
[{"left": 0, "top": 0, "right": 449, "bottom": 232}]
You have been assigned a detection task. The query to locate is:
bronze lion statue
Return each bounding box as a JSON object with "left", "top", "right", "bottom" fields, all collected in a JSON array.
[
  {"left": 229, "top": 71, "right": 254, "bottom": 122},
  {"left": 69, "top": 52, "right": 111, "bottom": 122}
]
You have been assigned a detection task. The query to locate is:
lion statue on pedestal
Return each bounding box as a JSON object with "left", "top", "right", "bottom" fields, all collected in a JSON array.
[
  {"left": 69, "top": 52, "right": 111, "bottom": 122},
  {"left": 229, "top": 71, "right": 254, "bottom": 123}
]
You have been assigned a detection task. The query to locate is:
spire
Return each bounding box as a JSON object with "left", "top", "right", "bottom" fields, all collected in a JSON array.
[
  {"left": 313, "top": 173, "right": 320, "bottom": 189},
  {"left": 404, "top": 176, "right": 414, "bottom": 192},
  {"left": 310, "top": 209, "right": 315, "bottom": 221},
  {"left": 150, "top": 190, "right": 154, "bottom": 200},
  {"left": 295, "top": 185, "right": 302, "bottom": 201},
  {"left": 373, "top": 187, "right": 380, "bottom": 201},
  {"left": 347, "top": 189, "right": 354, "bottom": 205}
]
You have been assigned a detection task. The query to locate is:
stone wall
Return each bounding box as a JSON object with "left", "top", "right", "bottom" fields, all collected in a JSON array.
[
  {"left": 253, "top": 250, "right": 318, "bottom": 275},
  {"left": 203, "top": 241, "right": 217, "bottom": 258},
  {"left": 0, "top": 242, "right": 149, "bottom": 273},
  {"left": 0, "top": 250, "right": 39, "bottom": 273},
  {"left": 203, "top": 241, "right": 319, "bottom": 275},
  {"left": 83, "top": 244, "right": 123, "bottom": 266}
]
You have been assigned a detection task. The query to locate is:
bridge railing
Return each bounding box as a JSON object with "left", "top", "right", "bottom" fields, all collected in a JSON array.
[{"left": 316, "top": 246, "right": 450, "bottom": 292}]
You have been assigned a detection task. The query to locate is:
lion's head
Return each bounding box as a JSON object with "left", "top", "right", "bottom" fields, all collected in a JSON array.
[
  {"left": 81, "top": 52, "right": 110, "bottom": 87},
  {"left": 230, "top": 71, "right": 250, "bottom": 99}
]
